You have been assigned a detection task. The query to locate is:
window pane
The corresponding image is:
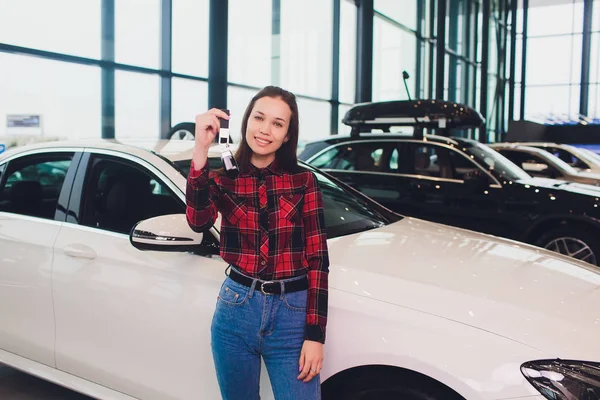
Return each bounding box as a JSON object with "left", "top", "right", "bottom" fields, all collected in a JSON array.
[
  {"left": 374, "top": 0, "right": 418, "bottom": 30},
  {"left": 171, "top": 78, "right": 208, "bottom": 128},
  {"left": 172, "top": 0, "right": 209, "bottom": 77},
  {"left": 525, "top": 85, "right": 580, "bottom": 119},
  {"left": 0, "top": 154, "right": 73, "bottom": 220},
  {"left": 338, "top": 104, "right": 352, "bottom": 136},
  {"left": 591, "top": 84, "right": 600, "bottom": 119},
  {"left": 115, "top": 71, "right": 160, "bottom": 139},
  {"left": 115, "top": 0, "right": 160, "bottom": 68},
  {"left": 280, "top": 0, "right": 333, "bottom": 98},
  {"left": 526, "top": 35, "right": 582, "bottom": 85},
  {"left": 591, "top": 33, "right": 599, "bottom": 85},
  {"left": 528, "top": 3, "right": 584, "bottom": 36},
  {"left": 297, "top": 98, "right": 331, "bottom": 141},
  {"left": 340, "top": 0, "right": 357, "bottom": 104},
  {"left": 227, "top": 86, "right": 259, "bottom": 143},
  {"left": 228, "top": 0, "right": 272, "bottom": 87},
  {"left": 373, "top": 17, "right": 417, "bottom": 101},
  {"left": 0, "top": 53, "right": 101, "bottom": 140},
  {"left": 0, "top": 0, "right": 101, "bottom": 59},
  {"left": 82, "top": 156, "right": 184, "bottom": 234}
]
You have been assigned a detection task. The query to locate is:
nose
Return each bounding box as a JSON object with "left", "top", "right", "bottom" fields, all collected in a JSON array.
[{"left": 259, "top": 121, "right": 271, "bottom": 135}]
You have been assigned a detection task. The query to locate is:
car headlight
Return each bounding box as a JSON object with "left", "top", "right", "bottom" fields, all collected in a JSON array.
[{"left": 521, "top": 359, "right": 600, "bottom": 400}]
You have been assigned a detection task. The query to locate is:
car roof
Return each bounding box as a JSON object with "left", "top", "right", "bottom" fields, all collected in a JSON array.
[
  {"left": 309, "top": 133, "right": 475, "bottom": 147},
  {"left": 0, "top": 139, "right": 233, "bottom": 163}
]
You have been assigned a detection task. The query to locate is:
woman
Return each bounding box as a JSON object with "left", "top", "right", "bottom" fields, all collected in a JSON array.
[{"left": 186, "top": 86, "right": 329, "bottom": 400}]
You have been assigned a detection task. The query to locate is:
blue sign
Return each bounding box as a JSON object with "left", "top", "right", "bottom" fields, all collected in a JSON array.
[{"left": 0, "top": 144, "right": 5, "bottom": 154}]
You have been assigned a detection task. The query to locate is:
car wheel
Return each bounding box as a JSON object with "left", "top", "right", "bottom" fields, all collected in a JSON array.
[
  {"left": 537, "top": 227, "right": 600, "bottom": 266},
  {"left": 169, "top": 122, "right": 195, "bottom": 140}
]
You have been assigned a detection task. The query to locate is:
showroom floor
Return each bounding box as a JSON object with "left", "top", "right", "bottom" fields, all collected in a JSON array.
[{"left": 0, "top": 364, "right": 93, "bottom": 399}]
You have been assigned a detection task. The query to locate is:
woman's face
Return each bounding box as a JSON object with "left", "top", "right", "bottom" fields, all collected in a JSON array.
[{"left": 245, "top": 96, "right": 292, "bottom": 159}]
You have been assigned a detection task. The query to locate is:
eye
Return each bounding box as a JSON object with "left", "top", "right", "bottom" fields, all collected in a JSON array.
[
  {"left": 274, "top": 122, "right": 283, "bottom": 128},
  {"left": 254, "top": 115, "right": 263, "bottom": 121}
]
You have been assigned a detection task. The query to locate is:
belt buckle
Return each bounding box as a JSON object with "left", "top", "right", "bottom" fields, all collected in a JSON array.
[{"left": 260, "top": 281, "right": 275, "bottom": 295}]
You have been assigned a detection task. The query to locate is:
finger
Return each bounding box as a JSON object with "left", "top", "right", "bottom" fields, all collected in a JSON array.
[
  {"left": 298, "top": 358, "right": 312, "bottom": 380},
  {"left": 297, "top": 352, "right": 305, "bottom": 379},
  {"left": 208, "top": 108, "right": 230, "bottom": 120},
  {"left": 303, "top": 366, "right": 318, "bottom": 383}
]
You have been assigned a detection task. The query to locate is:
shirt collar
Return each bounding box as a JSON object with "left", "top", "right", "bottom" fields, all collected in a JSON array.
[{"left": 240, "top": 158, "right": 283, "bottom": 177}]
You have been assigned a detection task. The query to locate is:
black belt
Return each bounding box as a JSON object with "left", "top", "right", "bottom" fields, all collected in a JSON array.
[{"left": 228, "top": 267, "right": 308, "bottom": 295}]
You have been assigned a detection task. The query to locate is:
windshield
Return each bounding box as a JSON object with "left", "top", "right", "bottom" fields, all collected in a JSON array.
[
  {"left": 175, "top": 159, "right": 401, "bottom": 238},
  {"left": 537, "top": 151, "right": 580, "bottom": 174},
  {"left": 576, "top": 148, "right": 600, "bottom": 166},
  {"left": 461, "top": 141, "right": 531, "bottom": 181}
]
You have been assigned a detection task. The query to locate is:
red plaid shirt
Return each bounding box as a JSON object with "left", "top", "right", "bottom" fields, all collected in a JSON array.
[{"left": 186, "top": 158, "right": 329, "bottom": 343}]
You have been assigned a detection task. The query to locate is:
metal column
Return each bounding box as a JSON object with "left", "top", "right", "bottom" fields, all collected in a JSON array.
[
  {"left": 160, "top": 0, "right": 172, "bottom": 139},
  {"left": 356, "top": 0, "right": 374, "bottom": 103},
  {"left": 208, "top": 0, "right": 228, "bottom": 109},
  {"left": 101, "top": 0, "right": 115, "bottom": 139}
]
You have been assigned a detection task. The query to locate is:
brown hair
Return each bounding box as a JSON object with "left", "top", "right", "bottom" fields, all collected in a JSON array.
[{"left": 234, "top": 86, "right": 301, "bottom": 174}]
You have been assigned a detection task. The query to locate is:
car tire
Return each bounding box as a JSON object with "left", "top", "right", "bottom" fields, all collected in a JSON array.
[
  {"left": 536, "top": 226, "right": 600, "bottom": 266},
  {"left": 168, "top": 122, "right": 195, "bottom": 140}
]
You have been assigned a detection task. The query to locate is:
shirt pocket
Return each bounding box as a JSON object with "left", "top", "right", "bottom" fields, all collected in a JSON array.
[
  {"left": 278, "top": 193, "right": 304, "bottom": 223},
  {"left": 221, "top": 192, "right": 248, "bottom": 226}
]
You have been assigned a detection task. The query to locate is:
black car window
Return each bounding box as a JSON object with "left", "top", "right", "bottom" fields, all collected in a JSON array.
[
  {"left": 0, "top": 153, "right": 74, "bottom": 220},
  {"left": 332, "top": 142, "right": 398, "bottom": 172},
  {"left": 403, "top": 144, "right": 457, "bottom": 179},
  {"left": 545, "top": 147, "right": 588, "bottom": 169},
  {"left": 309, "top": 147, "right": 342, "bottom": 169},
  {"left": 498, "top": 150, "right": 559, "bottom": 177},
  {"left": 81, "top": 155, "right": 184, "bottom": 235}
]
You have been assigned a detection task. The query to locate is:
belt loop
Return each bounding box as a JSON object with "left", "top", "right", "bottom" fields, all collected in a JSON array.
[
  {"left": 224, "top": 265, "right": 231, "bottom": 277},
  {"left": 279, "top": 281, "right": 286, "bottom": 300},
  {"left": 248, "top": 278, "right": 258, "bottom": 298}
]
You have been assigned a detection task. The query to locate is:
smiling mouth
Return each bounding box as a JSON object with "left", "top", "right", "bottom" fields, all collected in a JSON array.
[{"left": 255, "top": 137, "right": 272, "bottom": 145}]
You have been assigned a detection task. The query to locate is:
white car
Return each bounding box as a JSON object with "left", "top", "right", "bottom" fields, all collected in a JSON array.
[
  {"left": 0, "top": 139, "right": 599, "bottom": 400},
  {"left": 489, "top": 143, "right": 600, "bottom": 185},
  {"left": 514, "top": 142, "right": 600, "bottom": 174}
]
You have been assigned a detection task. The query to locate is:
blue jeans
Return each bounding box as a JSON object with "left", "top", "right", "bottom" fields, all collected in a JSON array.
[{"left": 210, "top": 271, "right": 321, "bottom": 400}]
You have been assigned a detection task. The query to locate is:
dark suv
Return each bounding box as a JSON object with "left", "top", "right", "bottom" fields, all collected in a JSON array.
[{"left": 299, "top": 100, "right": 600, "bottom": 266}]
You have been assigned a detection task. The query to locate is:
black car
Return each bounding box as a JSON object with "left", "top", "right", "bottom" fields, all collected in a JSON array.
[{"left": 299, "top": 100, "right": 600, "bottom": 266}]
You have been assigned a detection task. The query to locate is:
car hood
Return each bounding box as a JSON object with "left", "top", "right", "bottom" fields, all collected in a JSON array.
[
  {"left": 525, "top": 176, "right": 600, "bottom": 197},
  {"left": 328, "top": 218, "right": 600, "bottom": 359}
]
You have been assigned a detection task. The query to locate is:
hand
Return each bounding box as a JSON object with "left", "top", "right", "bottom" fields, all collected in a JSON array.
[
  {"left": 194, "top": 108, "right": 229, "bottom": 149},
  {"left": 297, "top": 340, "right": 323, "bottom": 383},
  {"left": 192, "top": 108, "right": 230, "bottom": 169}
]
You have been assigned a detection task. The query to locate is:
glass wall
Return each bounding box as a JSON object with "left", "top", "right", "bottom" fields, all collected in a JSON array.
[{"left": 523, "top": 2, "right": 586, "bottom": 121}]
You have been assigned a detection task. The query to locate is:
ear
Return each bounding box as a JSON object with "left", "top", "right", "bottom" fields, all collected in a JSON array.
[{"left": 283, "top": 136, "right": 289, "bottom": 143}]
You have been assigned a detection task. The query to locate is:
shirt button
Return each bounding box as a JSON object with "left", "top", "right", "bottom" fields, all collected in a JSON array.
[{"left": 261, "top": 260, "right": 267, "bottom": 266}]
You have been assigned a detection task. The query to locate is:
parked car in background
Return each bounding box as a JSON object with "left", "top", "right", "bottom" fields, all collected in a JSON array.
[
  {"left": 1, "top": 139, "right": 600, "bottom": 400},
  {"left": 514, "top": 142, "right": 600, "bottom": 173},
  {"left": 490, "top": 143, "right": 600, "bottom": 185},
  {"left": 300, "top": 100, "right": 600, "bottom": 266}
]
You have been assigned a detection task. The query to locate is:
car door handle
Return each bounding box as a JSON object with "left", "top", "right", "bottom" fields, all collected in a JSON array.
[{"left": 63, "top": 244, "right": 97, "bottom": 260}]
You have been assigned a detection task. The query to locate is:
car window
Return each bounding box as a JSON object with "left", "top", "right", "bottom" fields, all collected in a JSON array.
[
  {"left": 80, "top": 155, "right": 184, "bottom": 235},
  {"left": 404, "top": 144, "right": 458, "bottom": 179},
  {"left": 0, "top": 153, "right": 73, "bottom": 220},
  {"left": 309, "top": 147, "right": 342, "bottom": 169},
  {"left": 498, "top": 150, "right": 561, "bottom": 176},
  {"left": 325, "top": 143, "right": 398, "bottom": 172}
]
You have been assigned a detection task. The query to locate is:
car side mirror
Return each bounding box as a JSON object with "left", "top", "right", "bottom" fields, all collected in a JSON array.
[{"left": 130, "top": 213, "right": 204, "bottom": 252}]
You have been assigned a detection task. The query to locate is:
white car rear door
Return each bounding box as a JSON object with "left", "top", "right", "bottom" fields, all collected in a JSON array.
[{"left": 0, "top": 149, "right": 80, "bottom": 367}]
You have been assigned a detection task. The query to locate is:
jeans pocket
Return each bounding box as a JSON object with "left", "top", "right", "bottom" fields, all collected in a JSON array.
[
  {"left": 217, "top": 281, "right": 248, "bottom": 307},
  {"left": 283, "top": 289, "right": 307, "bottom": 311}
]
